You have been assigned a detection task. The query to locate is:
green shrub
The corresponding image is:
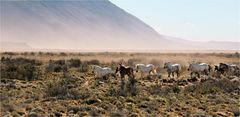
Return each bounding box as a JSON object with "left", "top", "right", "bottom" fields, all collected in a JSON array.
[
  {"left": 185, "top": 79, "right": 239, "bottom": 94},
  {"left": 172, "top": 85, "right": 181, "bottom": 93},
  {"left": 2, "top": 52, "right": 16, "bottom": 56},
  {"left": 1, "top": 57, "right": 42, "bottom": 81},
  {"left": 86, "top": 59, "right": 100, "bottom": 65},
  {"left": 45, "top": 60, "right": 67, "bottom": 72},
  {"left": 59, "top": 52, "right": 67, "bottom": 56},
  {"left": 68, "top": 58, "right": 82, "bottom": 68},
  {"left": 45, "top": 76, "right": 84, "bottom": 99}
]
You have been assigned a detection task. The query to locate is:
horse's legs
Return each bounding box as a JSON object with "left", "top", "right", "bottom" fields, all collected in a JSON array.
[
  {"left": 120, "top": 75, "right": 126, "bottom": 96},
  {"left": 197, "top": 72, "right": 200, "bottom": 78},
  {"left": 190, "top": 72, "right": 193, "bottom": 78},
  {"left": 177, "top": 71, "right": 180, "bottom": 77},
  {"left": 168, "top": 72, "right": 171, "bottom": 78},
  {"left": 172, "top": 72, "right": 174, "bottom": 78}
]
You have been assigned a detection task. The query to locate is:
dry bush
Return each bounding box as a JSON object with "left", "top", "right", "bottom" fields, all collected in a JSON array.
[
  {"left": 127, "top": 58, "right": 143, "bottom": 66},
  {"left": 44, "top": 76, "right": 85, "bottom": 100},
  {"left": 185, "top": 78, "right": 239, "bottom": 94},
  {"left": 2, "top": 52, "right": 17, "bottom": 56},
  {"left": 68, "top": 58, "right": 82, "bottom": 68},
  {"left": 215, "top": 52, "right": 240, "bottom": 58},
  {"left": 78, "top": 62, "right": 89, "bottom": 73},
  {"left": 149, "top": 59, "right": 162, "bottom": 66},
  {"left": 110, "top": 110, "right": 126, "bottom": 117},
  {"left": 85, "top": 59, "right": 100, "bottom": 65},
  {"left": 106, "top": 86, "right": 120, "bottom": 97},
  {"left": 1, "top": 57, "right": 42, "bottom": 81},
  {"left": 59, "top": 52, "right": 67, "bottom": 56},
  {"left": 45, "top": 59, "right": 68, "bottom": 72},
  {"left": 148, "top": 84, "right": 181, "bottom": 96},
  {"left": 45, "top": 52, "right": 55, "bottom": 56}
]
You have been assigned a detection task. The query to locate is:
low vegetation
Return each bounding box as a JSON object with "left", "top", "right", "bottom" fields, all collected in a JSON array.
[
  {"left": 1, "top": 57, "right": 42, "bottom": 81},
  {"left": 0, "top": 52, "right": 239, "bottom": 116}
]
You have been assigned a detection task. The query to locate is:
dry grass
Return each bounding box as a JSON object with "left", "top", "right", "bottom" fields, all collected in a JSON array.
[{"left": 0, "top": 52, "right": 239, "bottom": 116}]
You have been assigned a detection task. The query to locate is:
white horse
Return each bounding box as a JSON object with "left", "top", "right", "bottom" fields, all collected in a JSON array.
[
  {"left": 92, "top": 65, "right": 114, "bottom": 78},
  {"left": 228, "top": 64, "right": 240, "bottom": 76},
  {"left": 188, "top": 63, "right": 211, "bottom": 78},
  {"left": 163, "top": 62, "right": 181, "bottom": 78},
  {"left": 136, "top": 64, "right": 155, "bottom": 78}
]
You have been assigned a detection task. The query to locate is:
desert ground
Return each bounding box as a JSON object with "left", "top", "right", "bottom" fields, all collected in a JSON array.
[{"left": 0, "top": 52, "right": 239, "bottom": 117}]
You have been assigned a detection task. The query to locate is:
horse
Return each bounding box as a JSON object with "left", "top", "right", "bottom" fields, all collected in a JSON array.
[
  {"left": 215, "top": 63, "right": 239, "bottom": 76},
  {"left": 115, "top": 64, "right": 136, "bottom": 96},
  {"left": 228, "top": 64, "right": 240, "bottom": 76},
  {"left": 135, "top": 64, "right": 155, "bottom": 78},
  {"left": 115, "top": 64, "right": 135, "bottom": 80},
  {"left": 92, "top": 65, "right": 114, "bottom": 78},
  {"left": 218, "top": 63, "right": 229, "bottom": 75},
  {"left": 163, "top": 62, "right": 181, "bottom": 78},
  {"left": 188, "top": 63, "right": 211, "bottom": 78}
]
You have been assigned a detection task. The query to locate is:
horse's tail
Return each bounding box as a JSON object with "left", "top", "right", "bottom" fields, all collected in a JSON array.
[{"left": 177, "top": 65, "right": 181, "bottom": 72}]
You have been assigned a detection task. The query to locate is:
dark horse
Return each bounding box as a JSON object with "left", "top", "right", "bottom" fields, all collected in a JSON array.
[
  {"left": 115, "top": 63, "right": 136, "bottom": 96},
  {"left": 215, "top": 63, "right": 229, "bottom": 76},
  {"left": 115, "top": 64, "right": 135, "bottom": 80}
]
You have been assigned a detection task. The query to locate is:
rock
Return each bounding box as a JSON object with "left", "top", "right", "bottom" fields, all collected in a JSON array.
[
  {"left": 11, "top": 111, "right": 20, "bottom": 117},
  {"left": 54, "top": 112, "right": 62, "bottom": 117},
  {"left": 85, "top": 98, "right": 101, "bottom": 105},
  {"left": 216, "top": 112, "right": 227, "bottom": 117},
  {"left": 16, "top": 109, "right": 26, "bottom": 115},
  {"left": 68, "top": 110, "right": 74, "bottom": 114},
  {"left": 24, "top": 99, "right": 33, "bottom": 103},
  {"left": 28, "top": 112, "right": 38, "bottom": 117},
  {"left": 30, "top": 107, "right": 44, "bottom": 113},
  {"left": 230, "top": 77, "right": 240, "bottom": 82},
  {"left": 187, "top": 77, "right": 198, "bottom": 82}
]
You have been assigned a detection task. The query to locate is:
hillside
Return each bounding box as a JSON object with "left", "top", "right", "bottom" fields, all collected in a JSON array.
[{"left": 1, "top": 0, "right": 239, "bottom": 51}]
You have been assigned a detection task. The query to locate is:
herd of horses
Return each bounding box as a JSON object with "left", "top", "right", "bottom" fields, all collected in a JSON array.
[{"left": 92, "top": 62, "right": 240, "bottom": 81}]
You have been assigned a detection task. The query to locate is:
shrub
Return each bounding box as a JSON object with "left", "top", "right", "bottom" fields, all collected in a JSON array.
[
  {"left": 172, "top": 85, "right": 181, "bottom": 93},
  {"left": 89, "top": 108, "right": 100, "bottom": 117},
  {"left": 110, "top": 111, "right": 125, "bottom": 117},
  {"left": 149, "top": 59, "right": 161, "bottom": 66},
  {"left": 78, "top": 63, "right": 89, "bottom": 73},
  {"left": 68, "top": 58, "right": 82, "bottom": 68},
  {"left": 2, "top": 52, "right": 16, "bottom": 56},
  {"left": 45, "top": 79, "right": 67, "bottom": 98},
  {"left": 127, "top": 58, "right": 142, "bottom": 66},
  {"left": 45, "top": 52, "right": 55, "bottom": 56},
  {"left": 1, "top": 57, "right": 42, "bottom": 81},
  {"left": 45, "top": 76, "right": 86, "bottom": 99},
  {"left": 107, "top": 86, "right": 119, "bottom": 96},
  {"left": 148, "top": 84, "right": 181, "bottom": 95},
  {"left": 45, "top": 60, "right": 68, "bottom": 73},
  {"left": 185, "top": 78, "right": 239, "bottom": 94},
  {"left": 59, "top": 52, "right": 67, "bottom": 56},
  {"left": 86, "top": 59, "right": 100, "bottom": 65}
]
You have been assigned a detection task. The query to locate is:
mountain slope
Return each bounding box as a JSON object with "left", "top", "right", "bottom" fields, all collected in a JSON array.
[
  {"left": 1, "top": 0, "right": 167, "bottom": 50},
  {"left": 1, "top": 0, "right": 239, "bottom": 51}
]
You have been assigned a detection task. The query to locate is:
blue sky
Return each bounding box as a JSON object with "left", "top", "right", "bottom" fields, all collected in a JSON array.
[{"left": 109, "top": 0, "right": 240, "bottom": 42}]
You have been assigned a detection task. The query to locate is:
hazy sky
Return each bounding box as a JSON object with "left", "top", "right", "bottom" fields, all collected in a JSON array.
[{"left": 109, "top": 0, "right": 240, "bottom": 42}]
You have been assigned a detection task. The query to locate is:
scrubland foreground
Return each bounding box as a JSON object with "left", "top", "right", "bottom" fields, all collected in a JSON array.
[{"left": 0, "top": 52, "right": 239, "bottom": 117}]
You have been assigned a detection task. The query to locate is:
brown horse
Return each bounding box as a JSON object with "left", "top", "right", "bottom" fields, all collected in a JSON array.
[
  {"left": 115, "top": 64, "right": 134, "bottom": 80},
  {"left": 115, "top": 64, "right": 136, "bottom": 96}
]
